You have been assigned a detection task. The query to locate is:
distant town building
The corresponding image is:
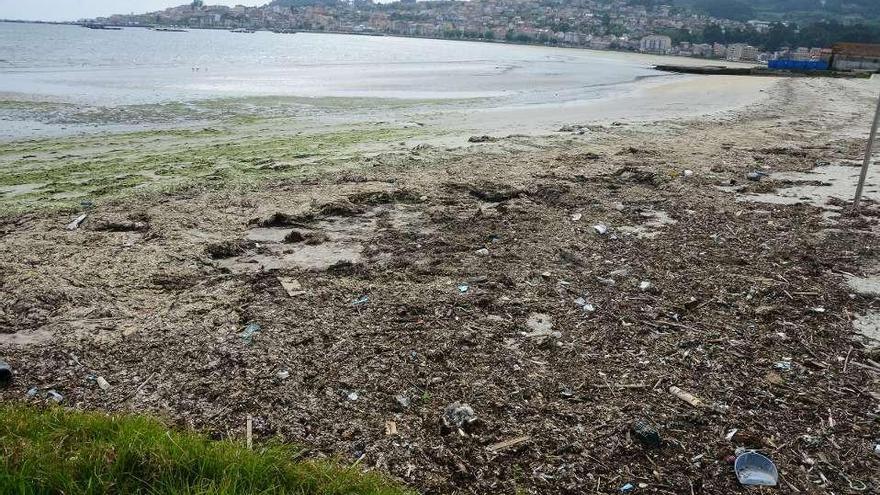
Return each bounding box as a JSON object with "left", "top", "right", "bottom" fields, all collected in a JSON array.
[
  {"left": 791, "top": 47, "right": 811, "bottom": 61},
  {"left": 831, "top": 43, "right": 880, "bottom": 72},
  {"left": 726, "top": 43, "right": 758, "bottom": 61},
  {"left": 640, "top": 35, "right": 672, "bottom": 54},
  {"left": 691, "top": 43, "right": 713, "bottom": 58},
  {"left": 747, "top": 20, "right": 772, "bottom": 33}
]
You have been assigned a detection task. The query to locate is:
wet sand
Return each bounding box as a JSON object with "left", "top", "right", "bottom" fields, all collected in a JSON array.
[{"left": 439, "top": 74, "right": 779, "bottom": 136}]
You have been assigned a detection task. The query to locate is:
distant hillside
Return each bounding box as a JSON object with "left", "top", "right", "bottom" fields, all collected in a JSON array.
[
  {"left": 675, "top": 0, "right": 880, "bottom": 23},
  {"left": 270, "top": 0, "right": 344, "bottom": 7}
]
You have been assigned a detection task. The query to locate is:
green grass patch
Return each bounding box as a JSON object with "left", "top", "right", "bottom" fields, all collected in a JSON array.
[{"left": 0, "top": 404, "right": 412, "bottom": 495}]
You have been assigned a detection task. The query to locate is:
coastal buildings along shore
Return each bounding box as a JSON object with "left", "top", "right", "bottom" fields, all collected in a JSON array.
[{"left": 82, "top": 0, "right": 879, "bottom": 69}]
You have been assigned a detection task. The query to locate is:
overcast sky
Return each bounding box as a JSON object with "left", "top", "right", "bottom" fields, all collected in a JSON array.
[{"left": 0, "top": 1, "right": 266, "bottom": 22}]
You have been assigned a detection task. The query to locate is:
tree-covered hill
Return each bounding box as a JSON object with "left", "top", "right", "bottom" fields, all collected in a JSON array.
[{"left": 676, "top": 0, "right": 880, "bottom": 23}]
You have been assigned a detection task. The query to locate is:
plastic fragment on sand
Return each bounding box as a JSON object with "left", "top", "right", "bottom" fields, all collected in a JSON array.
[
  {"left": 96, "top": 376, "right": 111, "bottom": 391},
  {"left": 734, "top": 452, "right": 778, "bottom": 487},
  {"left": 487, "top": 435, "right": 531, "bottom": 452},
  {"left": 278, "top": 277, "right": 306, "bottom": 297},
  {"left": 66, "top": 213, "right": 88, "bottom": 231},
  {"left": 241, "top": 323, "right": 261, "bottom": 344},
  {"left": 668, "top": 386, "right": 705, "bottom": 408}
]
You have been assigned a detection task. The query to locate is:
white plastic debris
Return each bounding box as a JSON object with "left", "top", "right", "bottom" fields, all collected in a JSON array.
[
  {"left": 593, "top": 224, "right": 608, "bottom": 235},
  {"left": 278, "top": 277, "right": 306, "bottom": 297},
  {"left": 774, "top": 360, "right": 792, "bottom": 372},
  {"left": 96, "top": 376, "right": 111, "bottom": 391},
  {"left": 347, "top": 391, "right": 359, "bottom": 401},
  {"left": 734, "top": 452, "right": 778, "bottom": 487},
  {"left": 65, "top": 213, "right": 88, "bottom": 231},
  {"left": 475, "top": 248, "right": 490, "bottom": 256},
  {"left": 574, "top": 297, "right": 596, "bottom": 313},
  {"left": 571, "top": 213, "right": 583, "bottom": 221},
  {"left": 639, "top": 281, "right": 652, "bottom": 291},
  {"left": 277, "top": 370, "right": 290, "bottom": 380},
  {"left": 442, "top": 401, "right": 477, "bottom": 431}
]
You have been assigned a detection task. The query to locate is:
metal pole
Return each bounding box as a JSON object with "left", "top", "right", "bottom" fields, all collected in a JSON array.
[{"left": 853, "top": 87, "right": 880, "bottom": 211}]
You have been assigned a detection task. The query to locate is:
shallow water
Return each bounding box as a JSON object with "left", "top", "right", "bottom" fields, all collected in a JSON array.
[{"left": 0, "top": 22, "right": 660, "bottom": 105}]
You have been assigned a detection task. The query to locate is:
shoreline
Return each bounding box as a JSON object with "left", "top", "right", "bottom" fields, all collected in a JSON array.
[{"left": 0, "top": 73, "right": 789, "bottom": 213}]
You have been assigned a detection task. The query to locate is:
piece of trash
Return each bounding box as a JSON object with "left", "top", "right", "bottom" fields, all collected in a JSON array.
[
  {"left": 278, "top": 277, "right": 306, "bottom": 297},
  {"left": 487, "top": 435, "right": 531, "bottom": 452},
  {"left": 593, "top": 224, "right": 608, "bottom": 235},
  {"left": 240, "top": 323, "right": 261, "bottom": 344},
  {"left": 394, "top": 394, "right": 411, "bottom": 409},
  {"left": 571, "top": 213, "right": 583, "bottom": 221},
  {"left": 574, "top": 297, "right": 595, "bottom": 312},
  {"left": 811, "top": 307, "right": 826, "bottom": 313},
  {"left": 620, "top": 482, "right": 635, "bottom": 493},
  {"left": 683, "top": 169, "right": 694, "bottom": 177},
  {"left": 560, "top": 387, "right": 577, "bottom": 400},
  {"left": 746, "top": 171, "right": 767, "bottom": 181},
  {"left": 46, "top": 390, "right": 64, "bottom": 403},
  {"left": 65, "top": 213, "right": 88, "bottom": 231},
  {"left": 352, "top": 295, "right": 370, "bottom": 306},
  {"left": 669, "top": 386, "right": 705, "bottom": 409},
  {"left": 96, "top": 376, "right": 111, "bottom": 391},
  {"left": 347, "top": 391, "right": 359, "bottom": 401},
  {"left": 523, "top": 313, "right": 561, "bottom": 339},
  {"left": 385, "top": 420, "right": 398, "bottom": 436},
  {"left": 609, "top": 268, "right": 630, "bottom": 278},
  {"left": 632, "top": 419, "right": 661, "bottom": 448},
  {"left": 725, "top": 428, "right": 739, "bottom": 442},
  {"left": 26, "top": 387, "right": 38, "bottom": 397},
  {"left": 276, "top": 370, "right": 290, "bottom": 380},
  {"left": 734, "top": 451, "right": 778, "bottom": 487},
  {"left": 0, "top": 360, "right": 11, "bottom": 387},
  {"left": 475, "top": 248, "right": 490, "bottom": 256},
  {"left": 639, "top": 281, "right": 652, "bottom": 291},
  {"left": 457, "top": 283, "right": 470, "bottom": 293},
  {"left": 874, "top": 444, "right": 880, "bottom": 456},
  {"left": 774, "top": 360, "right": 792, "bottom": 372},
  {"left": 442, "top": 401, "right": 477, "bottom": 433}
]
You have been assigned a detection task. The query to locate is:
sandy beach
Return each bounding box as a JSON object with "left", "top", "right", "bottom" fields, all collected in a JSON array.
[{"left": 1, "top": 32, "right": 880, "bottom": 493}]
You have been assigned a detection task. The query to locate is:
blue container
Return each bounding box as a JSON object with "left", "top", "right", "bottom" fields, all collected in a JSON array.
[{"left": 768, "top": 59, "right": 829, "bottom": 71}]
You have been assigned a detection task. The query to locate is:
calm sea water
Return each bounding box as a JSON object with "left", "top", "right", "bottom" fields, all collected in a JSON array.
[{"left": 0, "top": 22, "right": 662, "bottom": 105}]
